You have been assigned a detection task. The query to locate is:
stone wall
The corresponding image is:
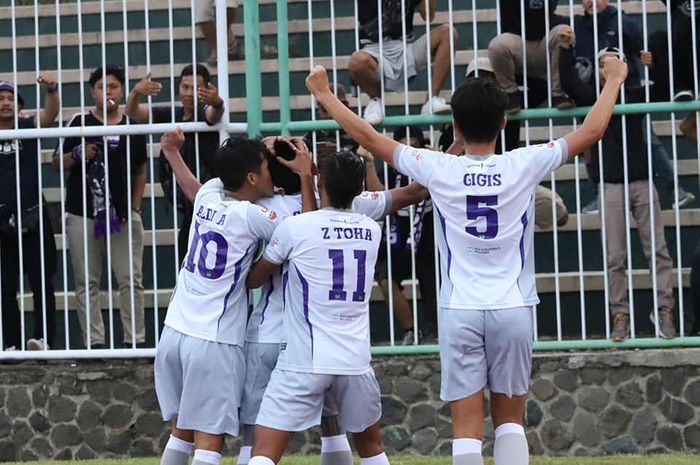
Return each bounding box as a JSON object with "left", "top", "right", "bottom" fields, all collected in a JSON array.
[{"left": 1, "top": 349, "right": 700, "bottom": 461}]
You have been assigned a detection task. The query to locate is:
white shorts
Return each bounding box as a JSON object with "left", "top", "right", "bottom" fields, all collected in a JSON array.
[
  {"left": 195, "top": 0, "right": 243, "bottom": 23},
  {"left": 239, "top": 342, "right": 280, "bottom": 425},
  {"left": 438, "top": 307, "right": 534, "bottom": 401},
  {"left": 359, "top": 34, "right": 429, "bottom": 92},
  {"left": 256, "top": 368, "right": 382, "bottom": 433},
  {"left": 154, "top": 326, "right": 245, "bottom": 436}
]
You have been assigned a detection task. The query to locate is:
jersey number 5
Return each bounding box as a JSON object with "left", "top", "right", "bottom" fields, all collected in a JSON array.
[
  {"left": 185, "top": 221, "right": 228, "bottom": 279},
  {"left": 465, "top": 195, "right": 498, "bottom": 239},
  {"left": 328, "top": 249, "right": 367, "bottom": 302}
]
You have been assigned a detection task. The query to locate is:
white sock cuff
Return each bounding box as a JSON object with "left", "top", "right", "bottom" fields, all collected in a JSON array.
[
  {"left": 166, "top": 434, "right": 195, "bottom": 454},
  {"left": 321, "top": 434, "right": 352, "bottom": 453},
  {"left": 452, "top": 438, "right": 483, "bottom": 455},
  {"left": 193, "top": 449, "right": 222, "bottom": 465},
  {"left": 494, "top": 422, "right": 525, "bottom": 439},
  {"left": 359, "top": 452, "right": 389, "bottom": 465},
  {"left": 237, "top": 446, "right": 252, "bottom": 465},
  {"left": 249, "top": 456, "right": 276, "bottom": 465}
]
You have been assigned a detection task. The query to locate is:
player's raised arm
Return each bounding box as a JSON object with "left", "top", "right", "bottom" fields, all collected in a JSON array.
[
  {"left": 306, "top": 65, "right": 399, "bottom": 165},
  {"left": 563, "top": 57, "right": 628, "bottom": 161},
  {"left": 160, "top": 126, "right": 202, "bottom": 202}
]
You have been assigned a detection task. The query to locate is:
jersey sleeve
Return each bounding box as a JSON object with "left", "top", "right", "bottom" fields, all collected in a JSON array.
[
  {"left": 512, "top": 138, "right": 568, "bottom": 183},
  {"left": 246, "top": 203, "right": 281, "bottom": 241},
  {"left": 263, "top": 219, "right": 293, "bottom": 265},
  {"left": 392, "top": 143, "right": 448, "bottom": 187},
  {"left": 351, "top": 190, "right": 392, "bottom": 220}
]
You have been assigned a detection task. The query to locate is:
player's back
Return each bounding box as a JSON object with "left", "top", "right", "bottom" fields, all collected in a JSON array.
[
  {"left": 265, "top": 209, "right": 381, "bottom": 375},
  {"left": 165, "top": 178, "right": 277, "bottom": 345},
  {"left": 393, "top": 140, "right": 567, "bottom": 310}
]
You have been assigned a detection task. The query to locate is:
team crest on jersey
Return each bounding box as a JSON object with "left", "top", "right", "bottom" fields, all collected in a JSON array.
[
  {"left": 413, "top": 151, "right": 423, "bottom": 162},
  {"left": 547, "top": 142, "right": 555, "bottom": 149},
  {"left": 259, "top": 206, "right": 278, "bottom": 220},
  {"left": 270, "top": 238, "right": 279, "bottom": 247},
  {"left": 360, "top": 191, "right": 380, "bottom": 200}
]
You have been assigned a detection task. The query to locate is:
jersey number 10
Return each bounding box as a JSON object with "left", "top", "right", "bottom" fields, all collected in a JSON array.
[
  {"left": 184, "top": 221, "right": 228, "bottom": 279},
  {"left": 328, "top": 249, "right": 368, "bottom": 302}
]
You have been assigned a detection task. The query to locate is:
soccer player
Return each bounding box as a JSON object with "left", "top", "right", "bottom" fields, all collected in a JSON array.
[
  {"left": 238, "top": 138, "right": 427, "bottom": 465},
  {"left": 304, "top": 58, "right": 627, "bottom": 465},
  {"left": 153, "top": 127, "right": 313, "bottom": 465},
  {"left": 245, "top": 151, "right": 390, "bottom": 465}
]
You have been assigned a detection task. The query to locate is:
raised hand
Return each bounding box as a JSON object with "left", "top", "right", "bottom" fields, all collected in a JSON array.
[
  {"left": 37, "top": 73, "right": 58, "bottom": 92},
  {"left": 602, "top": 56, "right": 628, "bottom": 85},
  {"left": 305, "top": 65, "right": 331, "bottom": 96},
  {"left": 132, "top": 72, "right": 162, "bottom": 97},
  {"left": 160, "top": 126, "right": 185, "bottom": 160},
  {"left": 197, "top": 82, "right": 224, "bottom": 108}
]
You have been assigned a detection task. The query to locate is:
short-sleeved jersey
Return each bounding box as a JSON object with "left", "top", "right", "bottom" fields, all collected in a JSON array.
[
  {"left": 393, "top": 140, "right": 568, "bottom": 310},
  {"left": 246, "top": 190, "right": 392, "bottom": 344},
  {"left": 165, "top": 178, "right": 279, "bottom": 345},
  {"left": 263, "top": 209, "right": 382, "bottom": 375}
]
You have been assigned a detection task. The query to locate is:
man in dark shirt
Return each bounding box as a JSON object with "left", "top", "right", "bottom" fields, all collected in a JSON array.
[
  {"left": 349, "top": 0, "right": 457, "bottom": 124},
  {"left": 0, "top": 76, "right": 59, "bottom": 351},
  {"left": 560, "top": 47, "right": 676, "bottom": 342},
  {"left": 126, "top": 64, "right": 224, "bottom": 263},
  {"left": 488, "top": 0, "right": 574, "bottom": 113},
  {"left": 53, "top": 65, "right": 148, "bottom": 349}
]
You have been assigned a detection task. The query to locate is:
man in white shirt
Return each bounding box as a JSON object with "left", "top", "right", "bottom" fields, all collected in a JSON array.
[
  {"left": 245, "top": 151, "right": 391, "bottom": 465},
  {"left": 153, "top": 128, "right": 313, "bottom": 465},
  {"left": 304, "top": 58, "right": 627, "bottom": 465}
]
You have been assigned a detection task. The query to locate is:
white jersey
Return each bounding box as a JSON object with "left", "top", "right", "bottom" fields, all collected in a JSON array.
[
  {"left": 393, "top": 140, "right": 567, "bottom": 310},
  {"left": 263, "top": 209, "right": 382, "bottom": 375},
  {"left": 246, "top": 190, "right": 392, "bottom": 344},
  {"left": 165, "top": 178, "right": 279, "bottom": 345}
]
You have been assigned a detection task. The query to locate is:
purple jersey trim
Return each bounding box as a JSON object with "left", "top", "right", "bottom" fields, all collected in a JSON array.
[
  {"left": 519, "top": 210, "right": 529, "bottom": 270},
  {"left": 217, "top": 245, "right": 251, "bottom": 334},
  {"left": 436, "top": 207, "right": 452, "bottom": 278},
  {"left": 259, "top": 276, "right": 275, "bottom": 325},
  {"left": 295, "top": 267, "right": 314, "bottom": 360}
]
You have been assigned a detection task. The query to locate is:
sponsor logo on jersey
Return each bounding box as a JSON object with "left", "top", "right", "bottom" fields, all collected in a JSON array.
[
  {"left": 413, "top": 151, "right": 423, "bottom": 161},
  {"left": 259, "top": 206, "right": 277, "bottom": 220}
]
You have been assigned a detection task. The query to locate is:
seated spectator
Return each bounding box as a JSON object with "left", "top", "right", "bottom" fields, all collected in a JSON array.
[
  {"left": 648, "top": 0, "right": 699, "bottom": 102},
  {"left": 488, "top": 0, "right": 574, "bottom": 114},
  {"left": 0, "top": 77, "right": 59, "bottom": 351},
  {"left": 375, "top": 126, "right": 437, "bottom": 344},
  {"left": 52, "top": 65, "right": 148, "bottom": 349},
  {"left": 561, "top": 47, "right": 676, "bottom": 341},
  {"left": 561, "top": 0, "right": 694, "bottom": 212},
  {"left": 126, "top": 64, "right": 224, "bottom": 264},
  {"left": 197, "top": 0, "right": 244, "bottom": 65},
  {"left": 349, "top": 0, "right": 457, "bottom": 124}
]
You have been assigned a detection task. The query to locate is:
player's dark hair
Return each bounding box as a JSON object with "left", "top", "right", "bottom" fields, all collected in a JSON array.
[
  {"left": 214, "top": 137, "right": 267, "bottom": 191},
  {"left": 319, "top": 151, "right": 364, "bottom": 209},
  {"left": 180, "top": 64, "right": 211, "bottom": 85},
  {"left": 89, "top": 65, "right": 125, "bottom": 88},
  {"left": 450, "top": 77, "right": 507, "bottom": 144},
  {"left": 267, "top": 139, "right": 301, "bottom": 195},
  {"left": 393, "top": 125, "right": 426, "bottom": 147}
]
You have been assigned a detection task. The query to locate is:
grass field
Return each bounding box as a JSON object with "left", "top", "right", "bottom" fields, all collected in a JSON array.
[{"left": 6, "top": 455, "right": 699, "bottom": 465}]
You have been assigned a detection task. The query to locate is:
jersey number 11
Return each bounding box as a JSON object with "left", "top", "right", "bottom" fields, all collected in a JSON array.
[{"left": 328, "top": 249, "right": 368, "bottom": 302}]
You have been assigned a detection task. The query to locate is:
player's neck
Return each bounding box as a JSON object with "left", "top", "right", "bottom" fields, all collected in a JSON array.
[
  {"left": 225, "top": 185, "right": 257, "bottom": 203},
  {"left": 463, "top": 140, "right": 497, "bottom": 156}
]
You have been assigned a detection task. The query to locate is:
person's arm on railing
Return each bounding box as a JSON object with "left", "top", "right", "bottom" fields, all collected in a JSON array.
[
  {"left": 37, "top": 73, "right": 60, "bottom": 127},
  {"left": 125, "top": 73, "right": 162, "bottom": 123},
  {"left": 160, "top": 126, "right": 201, "bottom": 202},
  {"left": 387, "top": 181, "right": 429, "bottom": 214},
  {"left": 563, "top": 57, "right": 628, "bottom": 161},
  {"left": 130, "top": 162, "right": 147, "bottom": 217},
  {"left": 306, "top": 66, "right": 400, "bottom": 166}
]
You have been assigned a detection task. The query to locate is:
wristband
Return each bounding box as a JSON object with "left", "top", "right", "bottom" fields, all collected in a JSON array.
[
  {"left": 71, "top": 145, "right": 83, "bottom": 162},
  {"left": 46, "top": 85, "right": 58, "bottom": 94}
]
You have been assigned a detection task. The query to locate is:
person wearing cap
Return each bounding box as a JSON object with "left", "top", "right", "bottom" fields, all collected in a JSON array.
[
  {"left": 0, "top": 75, "right": 59, "bottom": 351},
  {"left": 52, "top": 65, "right": 148, "bottom": 349},
  {"left": 560, "top": 46, "right": 677, "bottom": 342},
  {"left": 487, "top": 0, "right": 575, "bottom": 114},
  {"left": 348, "top": 0, "right": 457, "bottom": 125}
]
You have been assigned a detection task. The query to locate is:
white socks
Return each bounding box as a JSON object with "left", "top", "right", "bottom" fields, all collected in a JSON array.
[
  {"left": 452, "top": 438, "right": 483, "bottom": 465},
  {"left": 493, "top": 423, "right": 528, "bottom": 465},
  {"left": 236, "top": 446, "right": 252, "bottom": 465},
  {"left": 248, "top": 456, "right": 275, "bottom": 465},
  {"left": 160, "top": 435, "right": 194, "bottom": 465},
  {"left": 359, "top": 452, "right": 390, "bottom": 465},
  {"left": 192, "top": 449, "right": 222, "bottom": 465},
  {"left": 320, "top": 434, "right": 353, "bottom": 465}
]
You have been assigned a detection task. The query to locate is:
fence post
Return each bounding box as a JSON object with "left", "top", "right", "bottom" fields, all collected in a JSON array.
[
  {"left": 277, "top": 0, "right": 291, "bottom": 135},
  {"left": 244, "top": 0, "right": 263, "bottom": 138}
]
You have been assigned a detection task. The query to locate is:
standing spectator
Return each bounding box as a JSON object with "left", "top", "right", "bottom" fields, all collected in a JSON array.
[
  {"left": 488, "top": 0, "right": 574, "bottom": 114},
  {"left": 561, "top": 47, "right": 676, "bottom": 341},
  {"left": 562, "top": 0, "right": 695, "bottom": 213},
  {"left": 349, "top": 0, "right": 457, "bottom": 124},
  {"left": 52, "top": 65, "right": 148, "bottom": 349},
  {"left": 126, "top": 64, "right": 224, "bottom": 264},
  {"left": 648, "top": 0, "right": 699, "bottom": 102},
  {"left": 197, "top": 0, "right": 243, "bottom": 65},
  {"left": 0, "top": 77, "right": 59, "bottom": 351},
  {"left": 375, "top": 126, "right": 437, "bottom": 345}
]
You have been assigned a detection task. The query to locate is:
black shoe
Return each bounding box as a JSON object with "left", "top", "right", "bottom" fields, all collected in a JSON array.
[
  {"left": 90, "top": 343, "right": 107, "bottom": 350},
  {"left": 673, "top": 89, "right": 694, "bottom": 102},
  {"left": 553, "top": 95, "right": 576, "bottom": 110},
  {"left": 505, "top": 91, "right": 522, "bottom": 114}
]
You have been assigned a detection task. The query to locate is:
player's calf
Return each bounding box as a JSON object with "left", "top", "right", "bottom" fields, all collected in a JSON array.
[
  {"left": 248, "top": 425, "right": 294, "bottom": 465},
  {"left": 320, "top": 415, "right": 353, "bottom": 465}
]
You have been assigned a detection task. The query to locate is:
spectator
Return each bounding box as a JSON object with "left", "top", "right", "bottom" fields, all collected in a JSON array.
[
  {"left": 562, "top": 0, "right": 695, "bottom": 213},
  {"left": 349, "top": 0, "right": 457, "bottom": 124},
  {"left": 303, "top": 83, "right": 359, "bottom": 154},
  {"left": 126, "top": 64, "right": 224, "bottom": 263},
  {"left": 375, "top": 126, "right": 437, "bottom": 344},
  {"left": 488, "top": 0, "right": 574, "bottom": 114},
  {"left": 680, "top": 111, "right": 697, "bottom": 144},
  {"left": 0, "top": 77, "right": 59, "bottom": 351},
  {"left": 691, "top": 243, "right": 700, "bottom": 335},
  {"left": 52, "top": 65, "right": 148, "bottom": 349},
  {"left": 197, "top": 0, "right": 243, "bottom": 65},
  {"left": 648, "top": 0, "right": 699, "bottom": 102},
  {"left": 561, "top": 47, "right": 676, "bottom": 341}
]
